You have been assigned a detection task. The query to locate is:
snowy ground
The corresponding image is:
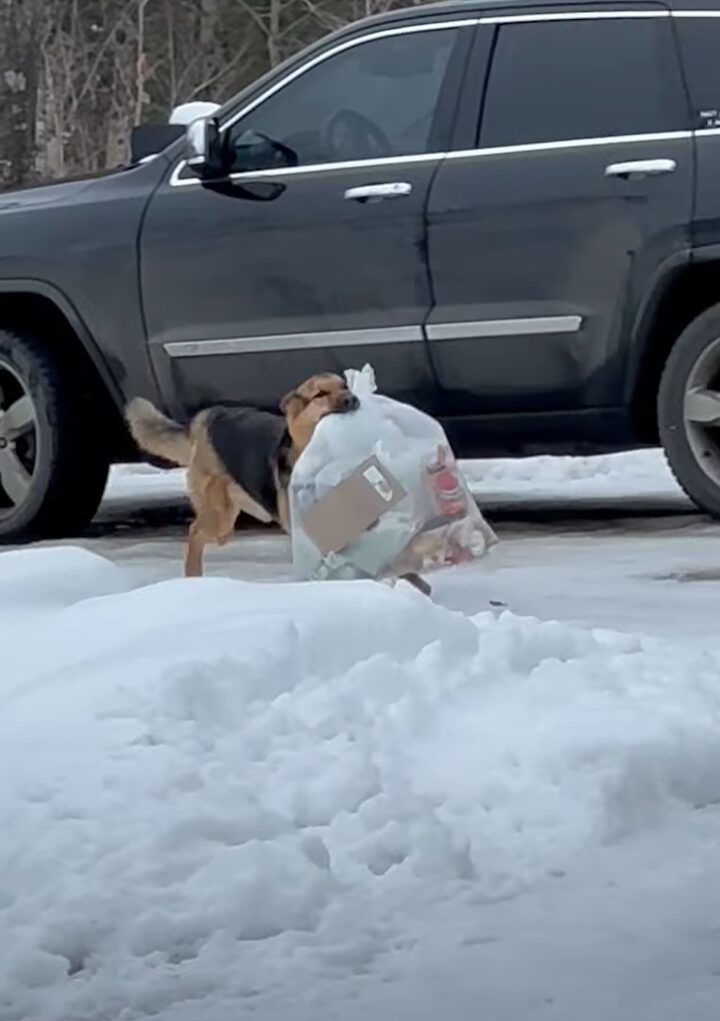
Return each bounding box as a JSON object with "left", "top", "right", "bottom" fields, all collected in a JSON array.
[
  {"left": 3, "top": 450, "right": 720, "bottom": 1021},
  {"left": 77, "top": 449, "right": 717, "bottom": 639}
]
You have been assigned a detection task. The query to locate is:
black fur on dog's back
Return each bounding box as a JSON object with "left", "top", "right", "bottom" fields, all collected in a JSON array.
[{"left": 205, "top": 406, "right": 289, "bottom": 520}]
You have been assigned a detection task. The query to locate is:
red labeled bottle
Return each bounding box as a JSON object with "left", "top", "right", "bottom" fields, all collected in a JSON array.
[{"left": 426, "top": 445, "right": 466, "bottom": 521}]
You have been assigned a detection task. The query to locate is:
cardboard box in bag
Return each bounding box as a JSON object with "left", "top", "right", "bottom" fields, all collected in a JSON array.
[{"left": 299, "top": 455, "right": 407, "bottom": 555}]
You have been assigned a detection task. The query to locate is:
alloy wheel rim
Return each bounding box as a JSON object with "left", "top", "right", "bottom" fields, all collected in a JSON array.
[
  {"left": 683, "top": 335, "right": 720, "bottom": 488},
  {"left": 0, "top": 360, "right": 38, "bottom": 518}
]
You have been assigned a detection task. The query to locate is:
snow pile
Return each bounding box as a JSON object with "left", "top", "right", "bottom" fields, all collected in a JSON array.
[
  {"left": 103, "top": 449, "right": 686, "bottom": 520},
  {"left": 2, "top": 548, "right": 720, "bottom": 1020},
  {"left": 103, "top": 463, "right": 186, "bottom": 505},
  {"left": 463, "top": 448, "right": 684, "bottom": 502}
]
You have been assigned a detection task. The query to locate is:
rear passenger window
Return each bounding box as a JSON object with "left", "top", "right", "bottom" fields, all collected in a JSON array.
[
  {"left": 480, "top": 18, "right": 689, "bottom": 148},
  {"left": 674, "top": 18, "right": 720, "bottom": 129}
]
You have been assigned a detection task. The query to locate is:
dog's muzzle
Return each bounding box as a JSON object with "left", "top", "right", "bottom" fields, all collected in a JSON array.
[{"left": 335, "top": 391, "right": 360, "bottom": 413}]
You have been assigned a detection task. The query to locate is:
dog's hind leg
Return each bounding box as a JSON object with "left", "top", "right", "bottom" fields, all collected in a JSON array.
[
  {"left": 184, "top": 480, "right": 227, "bottom": 577},
  {"left": 185, "top": 506, "right": 233, "bottom": 575},
  {"left": 216, "top": 485, "right": 247, "bottom": 546},
  {"left": 184, "top": 519, "right": 208, "bottom": 577}
]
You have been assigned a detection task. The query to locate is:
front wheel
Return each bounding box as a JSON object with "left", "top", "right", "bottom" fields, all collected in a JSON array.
[
  {"left": 0, "top": 329, "right": 110, "bottom": 542},
  {"left": 659, "top": 303, "right": 720, "bottom": 518}
]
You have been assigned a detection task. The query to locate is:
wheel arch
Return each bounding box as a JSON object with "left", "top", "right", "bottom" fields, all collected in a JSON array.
[
  {"left": 0, "top": 280, "right": 133, "bottom": 460},
  {"left": 628, "top": 255, "right": 720, "bottom": 444}
]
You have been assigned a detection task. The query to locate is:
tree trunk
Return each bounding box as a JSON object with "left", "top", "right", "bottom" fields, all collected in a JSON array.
[
  {"left": 267, "top": 0, "right": 282, "bottom": 68},
  {"left": 199, "top": 0, "right": 220, "bottom": 82},
  {"left": 0, "top": 0, "right": 41, "bottom": 188}
]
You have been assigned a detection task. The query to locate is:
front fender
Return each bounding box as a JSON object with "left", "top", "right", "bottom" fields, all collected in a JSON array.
[{"left": 0, "top": 278, "right": 125, "bottom": 410}]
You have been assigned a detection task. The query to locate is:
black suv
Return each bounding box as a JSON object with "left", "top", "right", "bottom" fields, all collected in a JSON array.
[{"left": 2, "top": 0, "right": 720, "bottom": 540}]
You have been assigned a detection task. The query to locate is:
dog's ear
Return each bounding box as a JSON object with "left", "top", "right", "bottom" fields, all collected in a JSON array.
[{"left": 279, "top": 388, "right": 305, "bottom": 416}]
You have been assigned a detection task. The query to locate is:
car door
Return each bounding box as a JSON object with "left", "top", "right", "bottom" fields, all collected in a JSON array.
[
  {"left": 426, "top": 6, "right": 693, "bottom": 429},
  {"left": 140, "top": 19, "right": 474, "bottom": 415}
]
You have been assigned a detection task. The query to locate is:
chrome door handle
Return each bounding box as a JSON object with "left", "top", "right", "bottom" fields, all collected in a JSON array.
[
  {"left": 344, "top": 182, "right": 412, "bottom": 202},
  {"left": 605, "top": 158, "right": 677, "bottom": 180}
]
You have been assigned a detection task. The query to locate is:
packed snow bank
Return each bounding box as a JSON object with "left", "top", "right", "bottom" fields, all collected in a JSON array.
[
  {"left": 103, "top": 463, "right": 186, "bottom": 508},
  {"left": 2, "top": 548, "right": 720, "bottom": 1020},
  {"left": 101, "top": 448, "right": 685, "bottom": 520},
  {"left": 463, "top": 448, "right": 684, "bottom": 502}
]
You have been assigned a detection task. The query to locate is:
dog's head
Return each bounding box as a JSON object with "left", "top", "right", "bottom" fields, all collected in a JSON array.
[{"left": 280, "top": 373, "right": 359, "bottom": 450}]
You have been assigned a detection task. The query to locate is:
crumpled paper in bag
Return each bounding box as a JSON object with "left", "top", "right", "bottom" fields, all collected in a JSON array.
[{"left": 290, "top": 365, "right": 498, "bottom": 581}]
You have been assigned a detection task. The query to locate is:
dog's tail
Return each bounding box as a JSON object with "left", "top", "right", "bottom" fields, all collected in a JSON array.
[{"left": 125, "top": 397, "right": 192, "bottom": 466}]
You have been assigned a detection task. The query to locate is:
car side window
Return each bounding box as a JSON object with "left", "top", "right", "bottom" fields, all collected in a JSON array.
[
  {"left": 480, "top": 18, "right": 689, "bottom": 149},
  {"left": 674, "top": 18, "right": 720, "bottom": 130},
  {"left": 224, "top": 28, "right": 458, "bottom": 173}
]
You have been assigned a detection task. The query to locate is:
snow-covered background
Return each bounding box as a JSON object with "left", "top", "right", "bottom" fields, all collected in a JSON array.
[{"left": 3, "top": 449, "right": 720, "bottom": 1021}]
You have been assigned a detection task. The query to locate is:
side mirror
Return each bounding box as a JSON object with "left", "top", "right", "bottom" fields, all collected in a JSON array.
[
  {"left": 186, "top": 116, "right": 225, "bottom": 179},
  {"left": 170, "top": 101, "right": 220, "bottom": 127}
]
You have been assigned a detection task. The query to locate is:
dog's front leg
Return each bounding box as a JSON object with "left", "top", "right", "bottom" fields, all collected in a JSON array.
[{"left": 276, "top": 487, "right": 290, "bottom": 534}]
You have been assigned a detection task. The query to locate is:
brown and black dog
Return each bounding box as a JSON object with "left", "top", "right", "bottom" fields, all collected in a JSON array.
[{"left": 125, "top": 373, "right": 358, "bottom": 577}]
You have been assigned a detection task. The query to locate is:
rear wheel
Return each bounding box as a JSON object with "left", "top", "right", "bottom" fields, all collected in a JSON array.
[
  {"left": 0, "top": 329, "right": 110, "bottom": 542},
  {"left": 658, "top": 303, "right": 720, "bottom": 518}
]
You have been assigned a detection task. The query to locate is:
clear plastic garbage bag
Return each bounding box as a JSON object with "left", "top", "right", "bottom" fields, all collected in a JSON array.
[{"left": 290, "top": 365, "right": 498, "bottom": 581}]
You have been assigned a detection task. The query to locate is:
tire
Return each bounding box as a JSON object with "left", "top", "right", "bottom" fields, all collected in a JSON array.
[
  {"left": 658, "top": 303, "right": 720, "bottom": 519},
  {"left": 0, "top": 329, "right": 110, "bottom": 542}
]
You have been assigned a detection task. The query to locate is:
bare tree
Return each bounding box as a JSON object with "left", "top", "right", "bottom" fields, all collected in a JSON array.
[
  {"left": 3, "top": 0, "right": 434, "bottom": 188},
  {"left": 0, "top": 0, "right": 42, "bottom": 187}
]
